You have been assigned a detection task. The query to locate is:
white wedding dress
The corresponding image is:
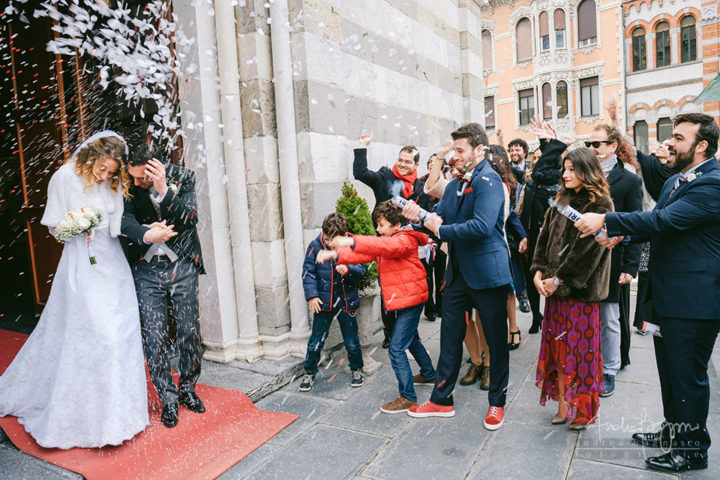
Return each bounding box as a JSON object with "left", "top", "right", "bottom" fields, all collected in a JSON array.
[{"left": 0, "top": 162, "right": 149, "bottom": 449}]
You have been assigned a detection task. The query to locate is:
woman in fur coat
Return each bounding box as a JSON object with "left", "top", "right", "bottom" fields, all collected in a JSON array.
[{"left": 531, "top": 147, "right": 613, "bottom": 429}]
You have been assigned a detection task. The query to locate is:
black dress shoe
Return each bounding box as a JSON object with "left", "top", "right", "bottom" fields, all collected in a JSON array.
[
  {"left": 529, "top": 316, "right": 543, "bottom": 334},
  {"left": 518, "top": 298, "right": 531, "bottom": 313},
  {"left": 382, "top": 337, "right": 390, "bottom": 349},
  {"left": 646, "top": 452, "right": 708, "bottom": 472},
  {"left": 179, "top": 392, "right": 206, "bottom": 413},
  {"left": 161, "top": 403, "right": 179, "bottom": 428},
  {"left": 632, "top": 431, "right": 671, "bottom": 448}
]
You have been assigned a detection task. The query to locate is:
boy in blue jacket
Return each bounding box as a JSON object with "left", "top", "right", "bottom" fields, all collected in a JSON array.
[{"left": 299, "top": 213, "right": 367, "bottom": 391}]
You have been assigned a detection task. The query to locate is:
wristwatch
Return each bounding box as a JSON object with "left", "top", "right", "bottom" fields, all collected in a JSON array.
[{"left": 552, "top": 276, "right": 562, "bottom": 287}]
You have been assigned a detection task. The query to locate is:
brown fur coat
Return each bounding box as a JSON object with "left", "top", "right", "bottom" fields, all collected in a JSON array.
[{"left": 531, "top": 188, "right": 613, "bottom": 303}]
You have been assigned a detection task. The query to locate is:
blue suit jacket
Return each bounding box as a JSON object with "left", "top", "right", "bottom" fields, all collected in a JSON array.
[
  {"left": 605, "top": 159, "right": 720, "bottom": 320},
  {"left": 435, "top": 160, "right": 512, "bottom": 290}
]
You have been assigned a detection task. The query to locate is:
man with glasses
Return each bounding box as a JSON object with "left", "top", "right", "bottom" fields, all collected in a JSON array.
[
  {"left": 586, "top": 125, "right": 643, "bottom": 398},
  {"left": 353, "top": 135, "right": 424, "bottom": 347}
]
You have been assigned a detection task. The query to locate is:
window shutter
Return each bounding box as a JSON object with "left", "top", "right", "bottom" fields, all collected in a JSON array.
[{"left": 578, "top": 0, "right": 597, "bottom": 42}]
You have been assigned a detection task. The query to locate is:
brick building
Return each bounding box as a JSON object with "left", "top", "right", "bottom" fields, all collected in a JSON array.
[
  {"left": 623, "top": 0, "right": 720, "bottom": 152},
  {"left": 479, "top": 0, "right": 625, "bottom": 149}
]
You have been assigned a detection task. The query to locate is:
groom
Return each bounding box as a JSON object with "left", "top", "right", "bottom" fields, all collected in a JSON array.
[{"left": 121, "top": 144, "right": 205, "bottom": 428}]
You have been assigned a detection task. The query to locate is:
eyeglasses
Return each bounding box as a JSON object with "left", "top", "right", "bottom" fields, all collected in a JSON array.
[{"left": 584, "top": 141, "right": 612, "bottom": 148}]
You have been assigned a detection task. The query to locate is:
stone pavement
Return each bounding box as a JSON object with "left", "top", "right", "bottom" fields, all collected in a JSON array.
[{"left": 3, "top": 301, "right": 720, "bottom": 479}]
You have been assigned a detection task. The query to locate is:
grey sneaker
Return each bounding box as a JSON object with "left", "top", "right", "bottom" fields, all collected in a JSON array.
[
  {"left": 351, "top": 370, "right": 365, "bottom": 387},
  {"left": 299, "top": 373, "right": 315, "bottom": 392}
]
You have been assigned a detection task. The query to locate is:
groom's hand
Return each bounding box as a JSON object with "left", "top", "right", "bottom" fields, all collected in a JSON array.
[
  {"left": 143, "top": 221, "right": 177, "bottom": 243},
  {"left": 145, "top": 159, "right": 168, "bottom": 197}
]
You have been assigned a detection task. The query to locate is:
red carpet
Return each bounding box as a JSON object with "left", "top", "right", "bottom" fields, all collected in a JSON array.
[{"left": 0, "top": 329, "right": 298, "bottom": 480}]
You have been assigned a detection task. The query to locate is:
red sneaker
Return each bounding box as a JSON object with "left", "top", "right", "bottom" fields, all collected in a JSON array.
[
  {"left": 484, "top": 406, "right": 504, "bottom": 430},
  {"left": 407, "top": 401, "right": 455, "bottom": 418}
]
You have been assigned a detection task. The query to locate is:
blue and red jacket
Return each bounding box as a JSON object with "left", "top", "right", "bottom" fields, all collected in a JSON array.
[{"left": 302, "top": 234, "right": 366, "bottom": 312}]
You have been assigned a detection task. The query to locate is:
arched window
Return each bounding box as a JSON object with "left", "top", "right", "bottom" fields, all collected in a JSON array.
[
  {"left": 632, "top": 27, "right": 646, "bottom": 71},
  {"left": 554, "top": 9, "right": 566, "bottom": 48},
  {"left": 516, "top": 18, "right": 532, "bottom": 62},
  {"left": 556, "top": 81, "right": 568, "bottom": 118},
  {"left": 482, "top": 29, "right": 493, "bottom": 69},
  {"left": 577, "top": 0, "right": 597, "bottom": 47},
  {"left": 542, "top": 83, "right": 552, "bottom": 119},
  {"left": 681, "top": 16, "right": 697, "bottom": 63},
  {"left": 539, "top": 12, "right": 550, "bottom": 51},
  {"left": 656, "top": 21, "right": 671, "bottom": 67}
]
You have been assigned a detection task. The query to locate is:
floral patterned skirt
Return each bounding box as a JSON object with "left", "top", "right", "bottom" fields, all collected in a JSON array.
[{"left": 536, "top": 296, "right": 603, "bottom": 422}]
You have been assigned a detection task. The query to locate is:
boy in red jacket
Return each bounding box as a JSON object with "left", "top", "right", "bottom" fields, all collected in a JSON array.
[{"left": 317, "top": 200, "right": 437, "bottom": 414}]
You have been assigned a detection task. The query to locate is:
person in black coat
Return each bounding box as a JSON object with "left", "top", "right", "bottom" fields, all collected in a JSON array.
[
  {"left": 620, "top": 142, "right": 677, "bottom": 334},
  {"left": 352, "top": 134, "right": 425, "bottom": 347},
  {"left": 586, "top": 125, "right": 643, "bottom": 397},
  {"left": 121, "top": 144, "right": 205, "bottom": 428},
  {"left": 518, "top": 118, "right": 567, "bottom": 333}
]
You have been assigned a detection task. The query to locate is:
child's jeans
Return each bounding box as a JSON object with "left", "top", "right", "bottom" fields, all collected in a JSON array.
[
  {"left": 388, "top": 304, "right": 436, "bottom": 402},
  {"left": 303, "top": 307, "right": 364, "bottom": 375}
]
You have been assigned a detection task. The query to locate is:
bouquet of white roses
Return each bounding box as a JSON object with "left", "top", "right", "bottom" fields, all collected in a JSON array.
[{"left": 53, "top": 207, "right": 104, "bottom": 264}]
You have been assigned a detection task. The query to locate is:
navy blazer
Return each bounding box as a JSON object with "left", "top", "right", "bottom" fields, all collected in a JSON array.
[
  {"left": 434, "top": 160, "right": 512, "bottom": 290},
  {"left": 605, "top": 159, "right": 720, "bottom": 320}
]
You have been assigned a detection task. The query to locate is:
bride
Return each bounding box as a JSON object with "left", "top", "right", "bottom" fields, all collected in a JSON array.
[{"left": 0, "top": 131, "right": 149, "bottom": 449}]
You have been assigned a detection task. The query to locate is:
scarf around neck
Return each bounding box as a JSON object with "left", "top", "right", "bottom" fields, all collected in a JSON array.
[
  {"left": 392, "top": 163, "right": 418, "bottom": 198},
  {"left": 600, "top": 155, "right": 618, "bottom": 177}
]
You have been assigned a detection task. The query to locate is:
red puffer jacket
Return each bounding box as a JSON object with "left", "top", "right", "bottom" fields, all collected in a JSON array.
[{"left": 336, "top": 228, "right": 429, "bottom": 311}]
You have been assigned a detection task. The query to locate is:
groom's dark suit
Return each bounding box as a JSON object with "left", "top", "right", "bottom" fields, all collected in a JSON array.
[
  {"left": 605, "top": 158, "right": 720, "bottom": 460},
  {"left": 121, "top": 163, "right": 204, "bottom": 407}
]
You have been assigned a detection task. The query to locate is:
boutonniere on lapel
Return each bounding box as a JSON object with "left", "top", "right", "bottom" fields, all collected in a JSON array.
[
  {"left": 684, "top": 171, "right": 703, "bottom": 183},
  {"left": 168, "top": 180, "right": 179, "bottom": 194},
  {"left": 462, "top": 172, "right": 472, "bottom": 183}
]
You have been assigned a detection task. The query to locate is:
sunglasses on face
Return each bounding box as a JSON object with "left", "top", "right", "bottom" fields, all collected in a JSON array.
[{"left": 584, "top": 141, "right": 612, "bottom": 148}]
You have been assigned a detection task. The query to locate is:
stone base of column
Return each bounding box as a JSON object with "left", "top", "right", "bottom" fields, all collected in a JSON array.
[{"left": 202, "top": 335, "right": 264, "bottom": 363}]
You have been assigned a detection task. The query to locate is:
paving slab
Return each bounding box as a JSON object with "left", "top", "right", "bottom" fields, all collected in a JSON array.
[
  {"left": 257, "top": 391, "right": 339, "bottom": 447},
  {"left": 323, "top": 367, "right": 416, "bottom": 438},
  {"left": 362, "top": 387, "right": 494, "bottom": 480},
  {"left": 248, "top": 424, "right": 386, "bottom": 480},
  {"left": 0, "top": 443, "right": 82, "bottom": 480},
  {"left": 466, "top": 423, "right": 576, "bottom": 480},
  {"left": 567, "top": 458, "right": 677, "bottom": 479},
  {"left": 218, "top": 442, "right": 280, "bottom": 479}
]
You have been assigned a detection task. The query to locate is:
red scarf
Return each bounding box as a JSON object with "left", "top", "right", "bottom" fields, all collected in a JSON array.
[{"left": 392, "top": 164, "right": 418, "bottom": 198}]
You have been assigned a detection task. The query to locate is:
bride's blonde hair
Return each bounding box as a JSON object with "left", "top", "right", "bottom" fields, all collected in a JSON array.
[{"left": 70, "top": 136, "right": 131, "bottom": 197}]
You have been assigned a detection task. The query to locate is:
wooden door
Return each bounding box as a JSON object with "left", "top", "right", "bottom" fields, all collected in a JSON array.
[{"left": 4, "top": 5, "right": 84, "bottom": 309}]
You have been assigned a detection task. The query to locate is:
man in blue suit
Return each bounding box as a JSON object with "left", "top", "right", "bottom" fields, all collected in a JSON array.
[
  {"left": 577, "top": 113, "right": 720, "bottom": 472},
  {"left": 405, "top": 123, "right": 512, "bottom": 430}
]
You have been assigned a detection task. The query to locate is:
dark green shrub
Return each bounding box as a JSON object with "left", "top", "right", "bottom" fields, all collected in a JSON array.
[{"left": 335, "top": 182, "right": 378, "bottom": 290}]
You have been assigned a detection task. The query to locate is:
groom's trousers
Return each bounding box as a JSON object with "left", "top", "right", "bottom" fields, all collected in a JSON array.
[{"left": 132, "top": 256, "right": 203, "bottom": 406}]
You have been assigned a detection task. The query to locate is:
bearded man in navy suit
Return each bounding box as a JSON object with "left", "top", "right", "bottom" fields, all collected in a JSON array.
[
  {"left": 577, "top": 113, "right": 720, "bottom": 473},
  {"left": 404, "top": 123, "right": 512, "bottom": 430}
]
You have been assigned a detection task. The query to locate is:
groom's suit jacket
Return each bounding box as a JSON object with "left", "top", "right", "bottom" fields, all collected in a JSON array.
[
  {"left": 605, "top": 159, "right": 720, "bottom": 320},
  {"left": 434, "top": 159, "right": 512, "bottom": 290},
  {"left": 121, "top": 164, "right": 205, "bottom": 274}
]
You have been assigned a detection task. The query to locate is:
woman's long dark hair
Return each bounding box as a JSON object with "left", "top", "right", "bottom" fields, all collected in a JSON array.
[
  {"left": 487, "top": 144, "right": 518, "bottom": 207},
  {"left": 556, "top": 147, "right": 610, "bottom": 203}
]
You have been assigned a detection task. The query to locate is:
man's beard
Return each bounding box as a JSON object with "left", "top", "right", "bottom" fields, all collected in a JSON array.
[
  {"left": 448, "top": 155, "right": 476, "bottom": 174},
  {"left": 510, "top": 154, "right": 524, "bottom": 165},
  {"left": 668, "top": 145, "right": 695, "bottom": 171}
]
